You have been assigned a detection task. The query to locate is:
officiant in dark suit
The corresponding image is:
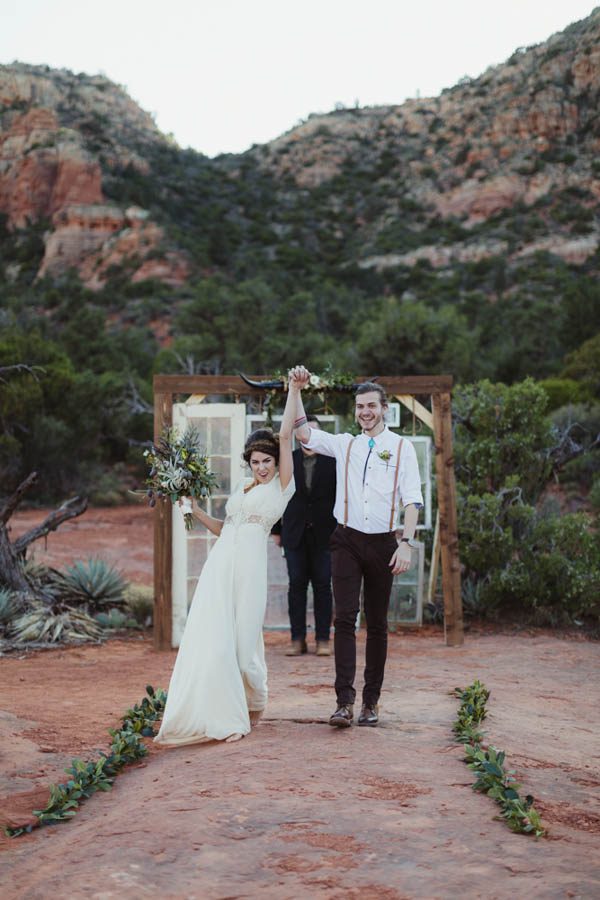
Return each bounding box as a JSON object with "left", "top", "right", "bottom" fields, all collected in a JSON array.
[{"left": 272, "top": 417, "right": 337, "bottom": 656}]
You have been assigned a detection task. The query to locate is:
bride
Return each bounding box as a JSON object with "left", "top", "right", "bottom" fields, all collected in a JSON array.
[{"left": 155, "top": 370, "right": 303, "bottom": 746}]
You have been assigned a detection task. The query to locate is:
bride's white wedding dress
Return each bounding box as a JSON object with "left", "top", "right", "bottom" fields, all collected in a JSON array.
[{"left": 155, "top": 473, "right": 295, "bottom": 746}]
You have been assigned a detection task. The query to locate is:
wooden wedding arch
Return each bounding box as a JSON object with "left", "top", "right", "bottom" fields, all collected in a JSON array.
[{"left": 152, "top": 374, "right": 463, "bottom": 650}]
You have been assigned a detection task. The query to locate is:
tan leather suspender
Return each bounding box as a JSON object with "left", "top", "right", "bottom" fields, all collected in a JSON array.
[
  {"left": 343, "top": 437, "right": 403, "bottom": 530},
  {"left": 389, "top": 438, "right": 403, "bottom": 530},
  {"left": 343, "top": 437, "right": 356, "bottom": 528}
]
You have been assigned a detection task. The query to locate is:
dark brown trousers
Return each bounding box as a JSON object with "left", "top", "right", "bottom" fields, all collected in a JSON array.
[{"left": 330, "top": 525, "right": 397, "bottom": 707}]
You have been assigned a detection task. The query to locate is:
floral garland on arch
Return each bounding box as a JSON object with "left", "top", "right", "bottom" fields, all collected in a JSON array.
[
  {"left": 302, "top": 367, "right": 356, "bottom": 392},
  {"left": 254, "top": 367, "right": 357, "bottom": 424}
]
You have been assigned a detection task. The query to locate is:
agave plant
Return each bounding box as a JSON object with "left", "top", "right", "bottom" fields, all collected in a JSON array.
[
  {"left": 9, "top": 605, "right": 103, "bottom": 643},
  {"left": 461, "top": 576, "right": 500, "bottom": 620},
  {"left": 0, "top": 587, "right": 23, "bottom": 629},
  {"left": 21, "top": 558, "right": 52, "bottom": 583},
  {"left": 51, "top": 559, "right": 127, "bottom": 611}
]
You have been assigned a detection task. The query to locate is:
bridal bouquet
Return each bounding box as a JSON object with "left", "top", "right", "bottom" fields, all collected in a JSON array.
[{"left": 143, "top": 427, "right": 218, "bottom": 530}]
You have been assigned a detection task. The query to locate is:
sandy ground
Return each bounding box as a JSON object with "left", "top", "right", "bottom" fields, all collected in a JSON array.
[
  {"left": 1, "top": 631, "right": 599, "bottom": 899},
  {"left": 9, "top": 504, "right": 154, "bottom": 586},
  {"left": 2, "top": 506, "right": 600, "bottom": 897}
]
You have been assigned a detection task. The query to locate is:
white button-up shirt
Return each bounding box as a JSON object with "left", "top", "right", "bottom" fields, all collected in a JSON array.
[{"left": 303, "top": 426, "right": 423, "bottom": 534}]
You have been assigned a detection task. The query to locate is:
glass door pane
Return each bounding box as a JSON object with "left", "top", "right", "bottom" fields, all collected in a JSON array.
[{"left": 171, "top": 402, "right": 246, "bottom": 646}]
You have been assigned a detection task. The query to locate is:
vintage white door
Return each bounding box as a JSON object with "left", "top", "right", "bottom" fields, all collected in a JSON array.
[{"left": 171, "top": 402, "right": 246, "bottom": 646}]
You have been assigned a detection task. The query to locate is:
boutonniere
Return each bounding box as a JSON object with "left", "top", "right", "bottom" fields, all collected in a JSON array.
[{"left": 377, "top": 449, "right": 392, "bottom": 470}]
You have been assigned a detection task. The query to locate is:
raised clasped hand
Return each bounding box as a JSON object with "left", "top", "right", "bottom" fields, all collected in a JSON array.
[{"left": 288, "top": 365, "right": 311, "bottom": 390}]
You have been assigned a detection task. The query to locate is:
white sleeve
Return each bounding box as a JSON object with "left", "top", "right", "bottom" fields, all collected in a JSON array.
[
  {"left": 303, "top": 428, "right": 342, "bottom": 458},
  {"left": 399, "top": 439, "right": 424, "bottom": 508}
]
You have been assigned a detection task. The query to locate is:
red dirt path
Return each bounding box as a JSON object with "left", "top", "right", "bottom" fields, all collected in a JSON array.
[
  {"left": 2, "top": 633, "right": 600, "bottom": 898},
  {"left": 1, "top": 507, "right": 600, "bottom": 897}
]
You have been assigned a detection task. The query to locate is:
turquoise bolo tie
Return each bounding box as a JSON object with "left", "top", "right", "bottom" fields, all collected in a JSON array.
[{"left": 363, "top": 437, "right": 375, "bottom": 484}]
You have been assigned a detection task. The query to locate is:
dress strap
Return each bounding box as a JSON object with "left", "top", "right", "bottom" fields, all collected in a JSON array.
[{"left": 389, "top": 438, "right": 403, "bottom": 531}]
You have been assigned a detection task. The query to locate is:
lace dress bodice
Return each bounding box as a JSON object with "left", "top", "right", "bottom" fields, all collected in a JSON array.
[{"left": 223, "top": 475, "right": 295, "bottom": 535}]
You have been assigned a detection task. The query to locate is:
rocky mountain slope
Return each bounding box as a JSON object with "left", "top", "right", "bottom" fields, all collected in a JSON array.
[
  {"left": 250, "top": 8, "right": 599, "bottom": 271},
  {"left": 0, "top": 64, "right": 188, "bottom": 287},
  {"left": 1, "top": 10, "right": 598, "bottom": 292}
]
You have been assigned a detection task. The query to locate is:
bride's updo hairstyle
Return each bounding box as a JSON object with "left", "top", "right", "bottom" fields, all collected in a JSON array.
[{"left": 242, "top": 428, "right": 280, "bottom": 466}]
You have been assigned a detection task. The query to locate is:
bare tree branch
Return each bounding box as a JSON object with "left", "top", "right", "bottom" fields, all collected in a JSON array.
[
  {"left": 174, "top": 354, "right": 221, "bottom": 376},
  {"left": 548, "top": 424, "right": 600, "bottom": 471},
  {"left": 0, "top": 364, "right": 46, "bottom": 385},
  {"left": 0, "top": 471, "right": 38, "bottom": 525},
  {"left": 126, "top": 377, "right": 153, "bottom": 415},
  {"left": 452, "top": 407, "right": 477, "bottom": 434},
  {"left": 12, "top": 496, "right": 88, "bottom": 556}
]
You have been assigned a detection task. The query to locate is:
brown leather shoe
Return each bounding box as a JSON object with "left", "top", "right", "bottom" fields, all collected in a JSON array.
[
  {"left": 358, "top": 704, "right": 379, "bottom": 726},
  {"left": 315, "top": 641, "right": 331, "bottom": 656},
  {"left": 328, "top": 704, "right": 354, "bottom": 727},
  {"left": 285, "top": 639, "right": 307, "bottom": 656}
]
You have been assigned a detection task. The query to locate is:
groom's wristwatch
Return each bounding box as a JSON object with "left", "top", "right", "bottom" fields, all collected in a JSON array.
[{"left": 399, "top": 537, "right": 416, "bottom": 548}]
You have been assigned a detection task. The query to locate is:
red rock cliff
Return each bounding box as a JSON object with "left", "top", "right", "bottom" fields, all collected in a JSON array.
[{"left": 0, "top": 65, "right": 189, "bottom": 288}]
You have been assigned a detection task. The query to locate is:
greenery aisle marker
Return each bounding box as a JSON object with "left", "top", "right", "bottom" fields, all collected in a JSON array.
[
  {"left": 6, "top": 685, "right": 167, "bottom": 838},
  {"left": 453, "top": 681, "right": 545, "bottom": 838}
]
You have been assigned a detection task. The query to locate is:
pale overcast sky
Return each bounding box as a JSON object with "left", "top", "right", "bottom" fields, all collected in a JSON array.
[{"left": 1, "top": 0, "right": 596, "bottom": 157}]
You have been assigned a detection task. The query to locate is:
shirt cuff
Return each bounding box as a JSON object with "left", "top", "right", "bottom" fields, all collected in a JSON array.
[{"left": 303, "top": 429, "right": 318, "bottom": 449}]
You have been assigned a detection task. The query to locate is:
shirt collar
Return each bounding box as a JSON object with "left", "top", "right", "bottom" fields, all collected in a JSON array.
[{"left": 360, "top": 425, "right": 389, "bottom": 444}]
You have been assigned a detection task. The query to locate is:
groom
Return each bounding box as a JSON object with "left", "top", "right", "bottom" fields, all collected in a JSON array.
[{"left": 288, "top": 367, "right": 423, "bottom": 727}]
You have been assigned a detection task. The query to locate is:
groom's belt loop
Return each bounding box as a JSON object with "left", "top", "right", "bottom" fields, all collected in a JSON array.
[{"left": 343, "top": 436, "right": 404, "bottom": 529}]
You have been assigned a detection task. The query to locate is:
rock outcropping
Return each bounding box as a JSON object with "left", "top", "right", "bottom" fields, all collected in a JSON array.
[
  {"left": 1, "top": 10, "right": 599, "bottom": 288},
  {"left": 251, "top": 10, "right": 599, "bottom": 265},
  {"left": 0, "top": 65, "right": 189, "bottom": 288}
]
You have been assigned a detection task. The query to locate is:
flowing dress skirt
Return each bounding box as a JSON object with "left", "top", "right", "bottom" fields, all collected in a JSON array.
[{"left": 155, "top": 521, "right": 269, "bottom": 746}]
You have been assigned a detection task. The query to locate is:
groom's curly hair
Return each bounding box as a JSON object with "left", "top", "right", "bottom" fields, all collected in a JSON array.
[{"left": 243, "top": 428, "right": 280, "bottom": 465}]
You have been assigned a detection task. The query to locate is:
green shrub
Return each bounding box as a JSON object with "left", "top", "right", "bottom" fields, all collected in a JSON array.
[
  {"left": 560, "top": 453, "right": 600, "bottom": 490},
  {"left": 94, "top": 608, "right": 140, "bottom": 630},
  {"left": 550, "top": 402, "right": 600, "bottom": 438},
  {"left": 539, "top": 377, "right": 584, "bottom": 411},
  {"left": 455, "top": 380, "right": 600, "bottom": 627},
  {"left": 123, "top": 583, "right": 154, "bottom": 626},
  {"left": 454, "top": 380, "right": 553, "bottom": 502},
  {"left": 551, "top": 403, "right": 600, "bottom": 489},
  {"left": 561, "top": 333, "right": 600, "bottom": 397},
  {"left": 484, "top": 513, "right": 600, "bottom": 625},
  {"left": 589, "top": 476, "right": 600, "bottom": 513},
  {"left": 88, "top": 464, "right": 134, "bottom": 506}
]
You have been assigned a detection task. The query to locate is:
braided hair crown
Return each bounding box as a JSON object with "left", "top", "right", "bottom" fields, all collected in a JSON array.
[{"left": 243, "top": 428, "right": 280, "bottom": 465}]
